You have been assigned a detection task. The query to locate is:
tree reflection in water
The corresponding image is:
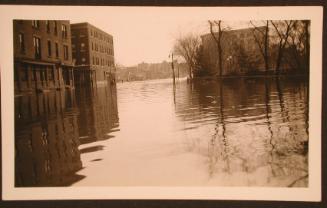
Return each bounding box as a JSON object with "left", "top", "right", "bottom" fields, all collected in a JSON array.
[{"left": 175, "top": 77, "right": 309, "bottom": 187}]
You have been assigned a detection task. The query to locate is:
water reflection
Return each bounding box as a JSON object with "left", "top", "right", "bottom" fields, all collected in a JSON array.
[
  {"left": 15, "top": 77, "right": 308, "bottom": 187},
  {"left": 15, "top": 90, "right": 83, "bottom": 186},
  {"left": 15, "top": 83, "right": 119, "bottom": 186},
  {"left": 75, "top": 85, "right": 119, "bottom": 146},
  {"left": 175, "top": 77, "right": 308, "bottom": 186}
]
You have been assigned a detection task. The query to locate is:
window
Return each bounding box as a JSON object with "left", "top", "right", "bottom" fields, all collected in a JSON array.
[
  {"left": 49, "top": 68, "right": 54, "bottom": 80},
  {"left": 92, "top": 56, "right": 95, "bottom": 65},
  {"left": 33, "top": 36, "right": 41, "bottom": 59},
  {"left": 21, "top": 65, "right": 29, "bottom": 81},
  {"left": 40, "top": 70, "right": 45, "bottom": 81},
  {"left": 90, "top": 29, "right": 93, "bottom": 36},
  {"left": 31, "top": 68, "right": 36, "bottom": 81},
  {"left": 54, "top": 21, "right": 58, "bottom": 35},
  {"left": 47, "top": 40, "right": 52, "bottom": 57},
  {"left": 61, "top": 24, "right": 67, "bottom": 39},
  {"left": 32, "top": 20, "right": 39, "bottom": 28},
  {"left": 46, "top": 20, "right": 50, "bottom": 33},
  {"left": 63, "top": 45, "right": 69, "bottom": 60},
  {"left": 18, "top": 33, "right": 25, "bottom": 53},
  {"left": 55, "top": 42, "right": 59, "bottom": 58}
]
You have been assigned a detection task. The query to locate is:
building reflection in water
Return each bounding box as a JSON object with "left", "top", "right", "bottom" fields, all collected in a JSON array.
[
  {"left": 15, "top": 90, "right": 83, "bottom": 186},
  {"left": 174, "top": 77, "right": 309, "bottom": 187},
  {"left": 15, "top": 84, "right": 119, "bottom": 186},
  {"left": 75, "top": 85, "right": 119, "bottom": 147}
]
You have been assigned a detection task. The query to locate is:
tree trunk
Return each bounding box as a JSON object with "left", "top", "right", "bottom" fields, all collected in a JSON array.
[
  {"left": 209, "top": 20, "right": 224, "bottom": 77},
  {"left": 264, "top": 21, "right": 269, "bottom": 74},
  {"left": 304, "top": 20, "right": 310, "bottom": 72},
  {"left": 271, "top": 20, "right": 293, "bottom": 76},
  {"left": 189, "top": 66, "right": 193, "bottom": 79},
  {"left": 275, "top": 44, "right": 283, "bottom": 75},
  {"left": 218, "top": 22, "right": 223, "bottom": 77}
]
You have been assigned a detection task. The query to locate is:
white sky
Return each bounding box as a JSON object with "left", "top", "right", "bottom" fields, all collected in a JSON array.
[
  {"left": 0, "top": 6, "right": 316, "bottom": 67},
  {"left": 70, "top": 8, "right": 252, "bottom": 66}
]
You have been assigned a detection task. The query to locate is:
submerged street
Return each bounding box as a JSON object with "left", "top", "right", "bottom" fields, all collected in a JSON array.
[
  {"left": 15, "top": 77, "right": 309, "bottom": 187},
  {"left": 73, "top": 77, "right": 308, "bottom": 187}
]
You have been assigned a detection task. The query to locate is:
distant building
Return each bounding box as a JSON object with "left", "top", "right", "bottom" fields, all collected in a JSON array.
[
  {"left": 201, "top": 26, "right": 267, "bottom": 76},
  {"left": 71, "top": 22, "right": 115, "bottom": 86},
  {"left": 14, "top": 20, "right": 75, "bottom": 94}
]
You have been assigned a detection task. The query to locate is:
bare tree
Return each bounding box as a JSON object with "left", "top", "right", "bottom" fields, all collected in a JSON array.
[
  {"left": 250, "top": 20, "right": 270, "bottom": 74},
  {"left": 285, "top": 20, "right": 310, "bottom": 72},
  {"left": 173, "top": 33, "right": 201, "bottom": 79},
  {"left": 303, "top": 20, "right": 310, "bottom": 71},
  {"left": 270, "top": 20, "right": 295, "bottom": 75},
  {"left": 208, "top": 20, "right": 224, "bottom": 77}
]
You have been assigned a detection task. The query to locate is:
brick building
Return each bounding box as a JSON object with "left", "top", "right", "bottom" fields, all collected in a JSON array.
[
  {"left": 14, "top": 20, "right": 74, "bottom": 94},
  {"left": 71, "top": 22, "right": 115, "bottom": 86},
  {"left": 201, "top": 26, "right": 267, "bottom": 76}
]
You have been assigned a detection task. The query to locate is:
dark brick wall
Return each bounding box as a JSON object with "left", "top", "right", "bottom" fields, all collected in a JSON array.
[
  {"left": 71, "top": 22, "right": 115, "bottom": 82},
  {"left": 71, "top": 24, "right": 90, "bottom": 66},
  {"left": 13, "top": 20, "right": 73, "bottom": 66}
]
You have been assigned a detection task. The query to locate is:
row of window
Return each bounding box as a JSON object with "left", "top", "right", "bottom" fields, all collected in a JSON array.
[
  {"left": 92, "top": 56, "right": 114, "bottom": 67},
  {"left": 91, "top": 42, "right": 113, "bottom": 55},
  {"left": 18, "top": 33, "right": 69, "bottom": 60},
  {"left": 15, "top": 66, "right": 56, "bottom": 82},
  {"left": 71, "top": 42, "right": 113, "bottom": 56},
  {"left": 90, "top": 29, "right": 113, "bottom": 44},
  {"left": 31, "top": 20, "right": 68, "bottom": 39}
]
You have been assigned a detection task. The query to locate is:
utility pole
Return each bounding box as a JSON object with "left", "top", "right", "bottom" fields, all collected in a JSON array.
[
  {"left": 177, "top": 65, "right": 180, "bottom": 80},
  {"left": 170, "top": 53, "right": 176, "bottom": 84}
]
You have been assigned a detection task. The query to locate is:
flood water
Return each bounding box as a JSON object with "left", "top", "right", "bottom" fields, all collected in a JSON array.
[{"left": 15, "top": 77, "right": 309, "bottom": 187}]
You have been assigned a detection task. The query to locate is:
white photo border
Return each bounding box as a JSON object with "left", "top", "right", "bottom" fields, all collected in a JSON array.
[{"left": 0, "top": 5, "right": 323, "bottom": 201}]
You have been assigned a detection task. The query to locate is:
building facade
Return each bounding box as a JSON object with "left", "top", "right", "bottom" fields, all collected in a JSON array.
[
  {"left": 201, "top": 26, "right": 267, "bottom": 76},
  {"left": 14, "top": 20, "right": 74, "bottom": 94},
  {"left": 71, "top": 22, "right": 115, "bottom": 86}
]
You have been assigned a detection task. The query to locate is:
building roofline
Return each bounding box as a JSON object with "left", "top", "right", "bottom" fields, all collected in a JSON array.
[{"left": 71, "top": 22, "right": 113, "bottom": 37}]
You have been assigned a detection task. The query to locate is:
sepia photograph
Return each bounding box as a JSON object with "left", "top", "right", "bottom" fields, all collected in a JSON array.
[{"left": 0, "top": 5, "right": 323, "bottom": 201}]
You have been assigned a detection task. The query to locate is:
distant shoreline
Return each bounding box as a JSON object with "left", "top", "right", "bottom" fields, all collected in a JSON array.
[{"left": 193, "top": 73, "right": 309, "bottom": 80}]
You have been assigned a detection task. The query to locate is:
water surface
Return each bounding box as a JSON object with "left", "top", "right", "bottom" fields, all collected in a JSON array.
[{"left": 15, "top": 77, "right": 309, "bottom": 187}]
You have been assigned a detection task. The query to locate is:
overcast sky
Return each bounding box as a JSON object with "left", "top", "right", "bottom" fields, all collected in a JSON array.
[{"left": 71, "top": 7, "right": 254, "bottom": 67}]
